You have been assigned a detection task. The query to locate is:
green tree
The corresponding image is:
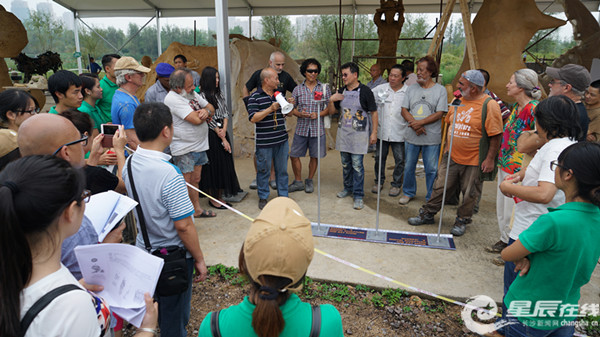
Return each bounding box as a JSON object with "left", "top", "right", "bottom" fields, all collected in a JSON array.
[
  {"left": 229, "top": 25, "right": 244, "bottom": 35},
  {"left": 397, "top": 14, "right": 429, "bottom": 57},
  {"left": 24, "top": 10, "right": 65, "bottom": 54},
  {"left": 260, "top": 16, "right": 294, "bottom": 52}
]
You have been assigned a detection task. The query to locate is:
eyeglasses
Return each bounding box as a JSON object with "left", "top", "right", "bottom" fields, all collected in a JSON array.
[
  {"left": 52, "top": 134, "right": 89, "bottom": 155},
  {"left": 306, "top": 69, "right": 319, "bottom": 74},
  {"left": 80, "top": 189, "right": 91, "bottom": 203},
  {"left": 341, "top": 73, "right": 350, "bottom": 78},
  {"left": 18, "top": 107, "right": 40, "bottom": 115},
  {"left": 550, "top": 160, "right": 569, "bottom": 172},
  {"left": 549, "top": 79, "right": 566, "bottom": 86}
]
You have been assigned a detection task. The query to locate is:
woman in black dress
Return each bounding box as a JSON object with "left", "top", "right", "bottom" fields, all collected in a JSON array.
[{"left": 198, "top": 67, "right": 241, "bottom": 209}]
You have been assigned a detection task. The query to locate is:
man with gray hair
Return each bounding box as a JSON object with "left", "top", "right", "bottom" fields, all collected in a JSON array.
[
  {"left": 111, "top": 56, "right": 150, "bottom": 150},
  {"left": 164, "top": 68, "right": 217, "bottom": 218},
  {"left": 407, "top": 70, "right": 503, "bottom": 236}
]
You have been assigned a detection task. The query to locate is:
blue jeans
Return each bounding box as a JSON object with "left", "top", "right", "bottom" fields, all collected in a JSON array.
[
  {"left": 402, "top": 143, "right": 440, "bottom": 199},
  {"left": 157, "top": 258, "right": 194, "bottom": 337},
  {"left": 504, "top": 318, "right": 574, "bottom": 337},
  {"left": 256, "top": 141, "right": 289, "bottom": 200},
  {"left": 340, "top": 152, "right": 364, "bottom": 199},
  {"left": 374, "top": 140, "right": 405, "bottom": 188}
]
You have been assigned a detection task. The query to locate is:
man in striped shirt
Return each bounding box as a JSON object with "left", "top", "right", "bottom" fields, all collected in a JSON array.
[{"left": 248, "top": 68, "right": 290, "bottom": 209}]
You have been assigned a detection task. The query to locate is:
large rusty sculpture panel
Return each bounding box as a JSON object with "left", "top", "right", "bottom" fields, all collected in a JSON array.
[{"left": 452, "top": 0, "right": 565, "bottom": 102}]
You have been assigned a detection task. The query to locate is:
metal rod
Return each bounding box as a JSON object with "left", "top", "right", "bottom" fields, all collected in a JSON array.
[
  {"left": 523, "top": 27, "right": 559, "bottom": 52},
  {"left": 77, "top": 18, "right": 120, "bottom": 52},
  {"left": 156, "top": 10, "right": 162, "bottom": 57},
  {"left": 117, "top": 16, "right": 156, "bottom": 53},
  {"left": 437, "top": 103, "right": 461, "bottom": 240},
  {"left": 375, "top": 106, "right": 383, "bottom": 233},
  {"left": 73, "top": 11, "right": 82, "bottom": 74},
  {"left": 317, "top": 93, "right": 322, "bottom": 230}
]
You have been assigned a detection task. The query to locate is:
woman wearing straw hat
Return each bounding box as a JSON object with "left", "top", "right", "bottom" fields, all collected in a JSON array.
[{"left": 198, "top": 197, "right": 344, "bottom": 337}]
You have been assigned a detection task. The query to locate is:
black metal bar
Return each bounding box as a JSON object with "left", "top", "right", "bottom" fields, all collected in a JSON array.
[{"left": 523, "top": 27, "right": 559, "bottom": 52}]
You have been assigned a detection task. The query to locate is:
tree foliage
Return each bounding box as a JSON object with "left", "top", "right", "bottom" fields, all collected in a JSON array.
[
  {"left": 23, "top": 10, "right": 65, "bottom": 54},
  {"left": 260, "top": 16, "right": 294, "bottom": 52}
]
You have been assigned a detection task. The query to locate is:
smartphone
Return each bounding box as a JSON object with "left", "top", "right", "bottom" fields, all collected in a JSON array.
[{"left": 100, "top": 124, "right": 120, "bottom": 148}]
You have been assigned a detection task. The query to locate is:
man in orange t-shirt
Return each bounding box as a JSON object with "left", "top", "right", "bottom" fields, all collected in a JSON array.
[{"left": 407, "top": 70, "right": 503, "bottom": 236}]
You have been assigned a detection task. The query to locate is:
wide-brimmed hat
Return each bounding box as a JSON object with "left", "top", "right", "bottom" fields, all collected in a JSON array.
[{"left": 114, "top": 56, "right": 150, "bottom": 73}]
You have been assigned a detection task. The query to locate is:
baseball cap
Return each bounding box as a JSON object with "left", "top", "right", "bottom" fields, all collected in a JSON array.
[
  {"left": 243, "top": 197, "right": 314, "bottom": 292},
  {"left": 461, "top": 69, "right": 486, "bottom": 87},
  {"left": 114, "top": 56, "right": 150, "bottom": 73},
  {"left": 546, "top": 64, "right": 591, "bottom": 92},
  {"left": 155, "top": 63, "right": 175, "bottom": 78}
]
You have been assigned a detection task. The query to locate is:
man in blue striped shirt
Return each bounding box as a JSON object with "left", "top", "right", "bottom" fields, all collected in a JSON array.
[{"left": 248, "top": 68, "right": 290, "bottom": 209}]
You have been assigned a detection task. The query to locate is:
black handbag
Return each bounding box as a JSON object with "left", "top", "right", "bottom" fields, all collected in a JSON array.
[{"left": 127, "top": 156, "right": 189, "bottom": 297}]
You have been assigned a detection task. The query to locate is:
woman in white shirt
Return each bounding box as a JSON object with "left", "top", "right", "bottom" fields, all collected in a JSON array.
[{"left": 0, "top": 155, "right": 158, "bottom": 337}]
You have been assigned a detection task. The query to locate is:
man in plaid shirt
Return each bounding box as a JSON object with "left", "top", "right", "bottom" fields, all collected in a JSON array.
[{"left": 288, "top": 59, "right": 332, "bottom": 193}]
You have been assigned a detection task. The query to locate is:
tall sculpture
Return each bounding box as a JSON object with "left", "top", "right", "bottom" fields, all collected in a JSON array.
[
  {"left": 452, "top": 0, "right": 565, "bottom": 102},
  {"left": 374, "top": 0, "right": 405, "bottom": 73},
  {"left": 0, "top": 5, "right": 28, "bottom": 87}
]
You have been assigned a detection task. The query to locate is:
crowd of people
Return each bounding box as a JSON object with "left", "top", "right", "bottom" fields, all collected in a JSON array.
[{"left": 0, "top": 48, "right": 599, "bottom": 337}]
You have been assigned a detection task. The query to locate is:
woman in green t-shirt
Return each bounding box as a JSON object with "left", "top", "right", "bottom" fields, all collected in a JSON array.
[
  {"left": 501, "top": 141, "right": 600, "bottom": 336},
  {"left": 198, "top": 197, "right": 344, "bottom": 337}
]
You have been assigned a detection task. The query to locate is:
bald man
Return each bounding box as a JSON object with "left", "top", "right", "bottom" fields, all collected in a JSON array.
[
  {"left": 367, "top": 63, "right": 387, "bottom": 89},
  {"left": 18, "top": 113, "right": 86, "bottom": 167},
  {"left": 18, "top": 113, "right": 124, "bottom": 282},
  {"left": 247, "top": 67, "right": 290, "bottom": 209}
]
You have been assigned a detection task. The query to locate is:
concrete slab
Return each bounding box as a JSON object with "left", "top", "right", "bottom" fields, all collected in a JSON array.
[{"left": 195, "top": 150, "right": 600, "bottom": 308}]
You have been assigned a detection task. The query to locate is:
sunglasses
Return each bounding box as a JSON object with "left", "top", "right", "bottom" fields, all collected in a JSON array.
[
  {"left": 52, "top": 134, "right": 89, "bottom": 155},
  {"left": 306, "top": 69, "right": 319, "bottom": 74}
]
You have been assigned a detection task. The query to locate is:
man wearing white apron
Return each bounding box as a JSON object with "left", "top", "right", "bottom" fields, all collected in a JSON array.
[{"left": 329, "top": 62, "right": 378, "bottom": 210}]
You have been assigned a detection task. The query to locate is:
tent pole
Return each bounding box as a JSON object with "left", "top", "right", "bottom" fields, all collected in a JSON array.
[
  {"left": 73, "top": 10, "right": 82, "bottom": 74},
  {"left": 156, "top": 9, "right": 162, "bottom": 57},
  {"left": 216, "top": 0, "right": 234, "bottom": 152}
]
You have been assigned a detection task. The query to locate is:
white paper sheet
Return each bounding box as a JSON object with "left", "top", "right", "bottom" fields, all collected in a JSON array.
[
  {"left": 83, "top": 191, "right": 137, "bottom": 241},
  {"left": 74, "top": 244, "right": 164, "bottom": 316}
]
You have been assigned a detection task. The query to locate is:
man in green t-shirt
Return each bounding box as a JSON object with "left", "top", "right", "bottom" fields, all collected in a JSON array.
[
  {"left": 96, "top": 54, "right": 121, "bottom": 124},
  {"left": 47, "top": 70, "right": 83, "bottom": 114}
]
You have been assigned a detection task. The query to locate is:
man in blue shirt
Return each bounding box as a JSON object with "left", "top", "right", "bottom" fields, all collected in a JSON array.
[
  {"left": 111, "top": 56, "right": 150, "bottom": 150},
  {"left": 123, "top": 102, "right": 208, "bottom": 337}
]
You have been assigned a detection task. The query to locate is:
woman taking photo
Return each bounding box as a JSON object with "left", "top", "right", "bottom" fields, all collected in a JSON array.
[
  {"left": 0, "top": 155, "right": 157, "bottom": 337},
  {"left": 501, "top": 141, "right": 600, "bottom": 335},
  {"left": 198, "top": 66, "right": 242, "bottom": 208},
  {"left": 198, "top": 197, "right": 344, "bottom": 337},
  {"left": 487, "top": 68, "right": 541, "bottom": 259}
]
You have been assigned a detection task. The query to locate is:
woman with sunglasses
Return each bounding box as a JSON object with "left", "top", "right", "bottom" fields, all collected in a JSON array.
[
  {"left": 0, "top": 155, "right": 158, "bottom": 337},
  {"left": 496, "top": 95, "right": 581, "bottom": 335},
  {"left": 0, "top": 89, "right": 39, "bottom": 170},
  {"left": 500, "top": 141, "right": 600, "bottom": 336}
]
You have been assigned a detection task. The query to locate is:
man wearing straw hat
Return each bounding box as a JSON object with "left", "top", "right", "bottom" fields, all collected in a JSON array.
[{"left": 407, "top": 70, "right": 503, "bottom": 236}]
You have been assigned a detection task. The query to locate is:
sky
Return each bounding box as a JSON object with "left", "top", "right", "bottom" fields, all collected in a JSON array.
[{"left": 2, "top": 0, "right": 582, "bottom": 40}]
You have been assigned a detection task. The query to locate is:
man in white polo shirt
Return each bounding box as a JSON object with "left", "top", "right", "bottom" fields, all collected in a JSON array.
[{"left": 164, "top": 68, "right": 216, "bottom": 218}]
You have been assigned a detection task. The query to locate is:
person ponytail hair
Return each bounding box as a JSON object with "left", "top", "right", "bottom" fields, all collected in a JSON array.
[
  {"left": 239, "top": 247, "right": 292, "bottom": 337},
  {"left": 557, "top": 142, "right": 600, "bottom": 207},
  {"left": 513, "top": 68, "right": 542, "bottom": 100},
  {"left": 0, "top": 155, "right": 85, "bottom": 337}
]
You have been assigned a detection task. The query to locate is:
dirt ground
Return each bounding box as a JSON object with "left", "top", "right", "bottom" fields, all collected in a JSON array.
[{"left": 122, "top": 267, "right": 599, "bottom": 337}]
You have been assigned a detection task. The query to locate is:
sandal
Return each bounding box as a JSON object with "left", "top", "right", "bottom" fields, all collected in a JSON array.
[
  {"left": 194, "top": 209, "right": 217, "bottom": 218},
  {"left": 209, "top": 201, "right": 231, "bottom": 210}
]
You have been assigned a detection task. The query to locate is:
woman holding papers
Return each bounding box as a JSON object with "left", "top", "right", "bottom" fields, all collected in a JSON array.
[{"left": 0, "top": 155, "right": 158, "bottom": 337}]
